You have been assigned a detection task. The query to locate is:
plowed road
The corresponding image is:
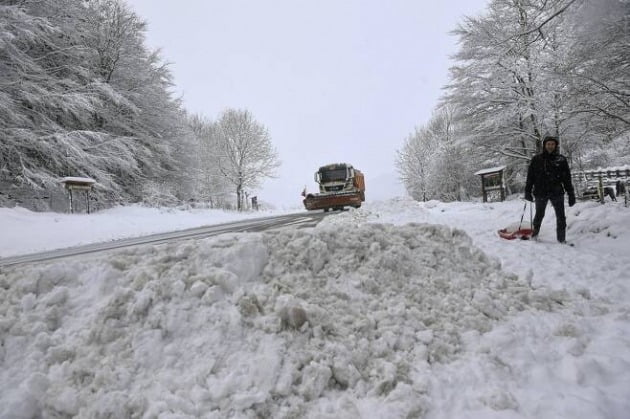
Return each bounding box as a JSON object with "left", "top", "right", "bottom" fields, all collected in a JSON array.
[{"left": 0, "top": 211, "right": 329, "bottom": 268}]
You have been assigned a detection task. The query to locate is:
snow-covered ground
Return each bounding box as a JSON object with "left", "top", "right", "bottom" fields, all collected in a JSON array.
[
  {"left": 1, "top": 197, "right": 629, "bottom": 418},
  {"left": 0, "top": 205, "right": 295, "bottom": 258}
]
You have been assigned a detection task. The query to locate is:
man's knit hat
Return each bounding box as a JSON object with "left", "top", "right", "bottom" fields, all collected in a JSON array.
[{"left": 543, "top": 134, "right": 559, "bottom": 146}]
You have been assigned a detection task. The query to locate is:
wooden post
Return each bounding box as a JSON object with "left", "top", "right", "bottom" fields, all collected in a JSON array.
[{"left": 69, "top": 189, "right": 74, "bottom": 214}]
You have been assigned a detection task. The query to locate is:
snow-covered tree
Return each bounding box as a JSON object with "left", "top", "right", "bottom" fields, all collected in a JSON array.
[
  {"left": 0, "top": 2, "right": 100, "bottom": 192},
  {"left": 425, "top": 106, "right": 479, "bottom": 201},
  {"left": 187, "top": 114, "right": 232, "bottom": 208},
  {"left": 215, "top": 109, "right": 280, "bottom": 211},
  {"left": 444, "top": 0, "right": 571, "bottom": 161},
  {"left": 85, "top": 0, "right": 141, "bottom": 84},
  {"left": 0, "top": 0, "right": 193, "bottom": 209},
  {"left": 397, "top": 106, "right": 479, "bottom": 201},
  {"left": 81, "top": 0, "right": 189, "bottom": 201},
  {"left": 396, "top": 127, "right": 437, "bottom": 202},
  {"left": 560, "top": 0, "right": 630, "bottom": 142}
]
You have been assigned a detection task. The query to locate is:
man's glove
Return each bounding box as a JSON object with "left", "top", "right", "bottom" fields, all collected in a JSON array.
[
  {"left": 524, "top": 192, "right": 533, "bottom": 202},
  {"left": 568, "top": 194, "right": 576, "bottom": 207}
]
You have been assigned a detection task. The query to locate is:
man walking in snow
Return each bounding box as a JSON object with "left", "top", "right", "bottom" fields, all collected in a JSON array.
[{"left": 524, "top": 135, "right": 576, "bottom": 243}]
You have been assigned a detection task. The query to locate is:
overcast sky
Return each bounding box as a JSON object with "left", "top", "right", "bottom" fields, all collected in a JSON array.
[{"left": 127, "top": 0, "right": 489, "bottom": 208}]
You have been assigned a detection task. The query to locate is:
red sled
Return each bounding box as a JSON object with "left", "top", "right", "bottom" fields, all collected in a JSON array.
[
  {"left": 498, "top": 226, "right": 534, "bottom": 240},
  {"left": 498, "top": 201, "right": 534, "bottom": 240}
]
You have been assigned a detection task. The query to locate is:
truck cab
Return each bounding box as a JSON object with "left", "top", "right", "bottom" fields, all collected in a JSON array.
[
  {"left": 316, "top": 163, "right": 357, "bottom": 193},
  {"left": 303, "top": 163, "right": 365, "bottom": 211}
]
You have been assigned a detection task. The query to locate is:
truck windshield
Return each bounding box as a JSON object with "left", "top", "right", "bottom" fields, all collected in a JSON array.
[{"left": 320, "top": 168, "right": 347, "bottom": 182}]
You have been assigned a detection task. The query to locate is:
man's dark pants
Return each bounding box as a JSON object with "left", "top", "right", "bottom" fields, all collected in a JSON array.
[{"left": 533, "top": 194, "right": 566, "bottom": 242}]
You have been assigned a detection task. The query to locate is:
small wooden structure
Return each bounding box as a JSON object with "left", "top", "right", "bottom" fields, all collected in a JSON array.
[
  {"left": 474, "top": 165, "right": 506, "bottom": 203},
  {"left": 60, "top": 176, "right": 96, "bottom": 214}
]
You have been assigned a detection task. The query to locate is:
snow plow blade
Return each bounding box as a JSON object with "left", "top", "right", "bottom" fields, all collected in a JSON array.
[{"left": 303, "top": 192, "right": 363, "bottom": 211}]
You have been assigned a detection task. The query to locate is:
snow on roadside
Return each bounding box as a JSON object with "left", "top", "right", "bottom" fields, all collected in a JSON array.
[
  {"left": 0, "top": 205, "right": 295, "bottom": 258},
  {"left": 322, "top": 197, "right": 630, "bottom": 418},
  {"left": 0, "top": 222, "right": 561, "bottom": 418},
  {"left": 1, "top": 197, "right": 629, "bottom": 418}
]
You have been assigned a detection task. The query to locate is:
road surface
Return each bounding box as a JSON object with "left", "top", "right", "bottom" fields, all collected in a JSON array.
[{"left": 0, "top": 211, "right": 329, "bottom": 268}]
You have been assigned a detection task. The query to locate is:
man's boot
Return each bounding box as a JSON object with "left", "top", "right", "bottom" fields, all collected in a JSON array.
[
  {"left": 557, "top": 228, "right": 566, "bottom": 243},
  {"left": 532, "top": 225, "right": 540, "bottom": 240}
]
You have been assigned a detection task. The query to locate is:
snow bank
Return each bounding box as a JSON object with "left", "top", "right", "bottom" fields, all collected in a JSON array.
[
  {"left": 1, "top": 222, "right": 563, "bottom": 418},
  {"left": 2, "top": 197, "right": 630, "bottom": 418}
]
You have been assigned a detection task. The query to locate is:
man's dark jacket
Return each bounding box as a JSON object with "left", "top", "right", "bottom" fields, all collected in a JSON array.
[{"left": 525, "top": 148, "right": 575, "bottom": 199}]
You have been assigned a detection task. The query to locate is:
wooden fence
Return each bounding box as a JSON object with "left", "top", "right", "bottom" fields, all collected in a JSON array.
[{"left": 572, "top": 166, "right": 630, "bottom": 206}]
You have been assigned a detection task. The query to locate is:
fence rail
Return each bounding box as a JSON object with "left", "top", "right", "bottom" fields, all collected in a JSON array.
[{"left": 572, "top": 166, "right": 630, "bottom": 182}]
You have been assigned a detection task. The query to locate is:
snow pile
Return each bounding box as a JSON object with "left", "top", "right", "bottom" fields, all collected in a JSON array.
[
  {"left": 1, "top": 197, "right": 630, "bottom": 418},
  {"left": 1, "top": 222, "right": 561, "bottom": 418}
]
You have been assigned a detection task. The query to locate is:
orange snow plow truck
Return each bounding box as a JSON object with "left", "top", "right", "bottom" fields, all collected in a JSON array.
[{"left": 303, "top": 163, "right": 365, "bottom": 211}]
